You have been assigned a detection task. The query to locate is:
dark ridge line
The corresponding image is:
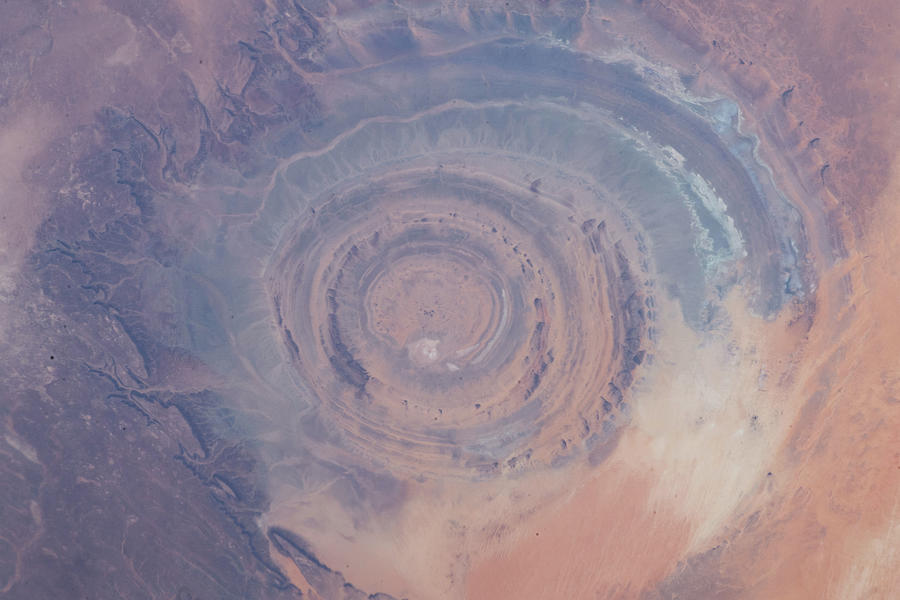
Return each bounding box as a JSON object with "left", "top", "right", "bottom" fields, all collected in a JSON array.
[
  {"left": 268, "top": 528, "right": 404, "bottom": 600},
  {"left": 326, "top": 312, "right": 370, "bottom": 389}
]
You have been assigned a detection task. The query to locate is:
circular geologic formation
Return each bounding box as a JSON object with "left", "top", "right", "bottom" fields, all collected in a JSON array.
[
  {"left": 255, "top": 38, "right": 806, "bottom": 480},
  {"left": 268, "top": 166, "right": 649, "bottom": 477}
]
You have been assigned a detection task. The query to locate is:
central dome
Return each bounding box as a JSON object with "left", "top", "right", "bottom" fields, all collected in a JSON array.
[
  {"left": 363, "top": 246, "right": 509, "bottom": 371},
  {"left": 366, "top": 250, "right": 500, "bottom": 367}
]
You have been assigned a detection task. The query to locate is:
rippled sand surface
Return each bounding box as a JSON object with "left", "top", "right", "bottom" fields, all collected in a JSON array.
[{"left": 1, "top": 1, "right": 898, "bottom": 599}]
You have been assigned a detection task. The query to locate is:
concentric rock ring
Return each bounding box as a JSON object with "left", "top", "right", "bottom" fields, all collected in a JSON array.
[
  {"left": 254, "top": 40, "right": 806, "bottom": 483},
  {"left": 269, "top": 167, "right": 648, "bottom": 477}
]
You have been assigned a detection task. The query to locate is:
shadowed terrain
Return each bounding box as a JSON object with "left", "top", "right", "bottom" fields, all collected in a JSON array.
[{"left": 1, "top": 1, "right": 898, "bottom": 599}]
